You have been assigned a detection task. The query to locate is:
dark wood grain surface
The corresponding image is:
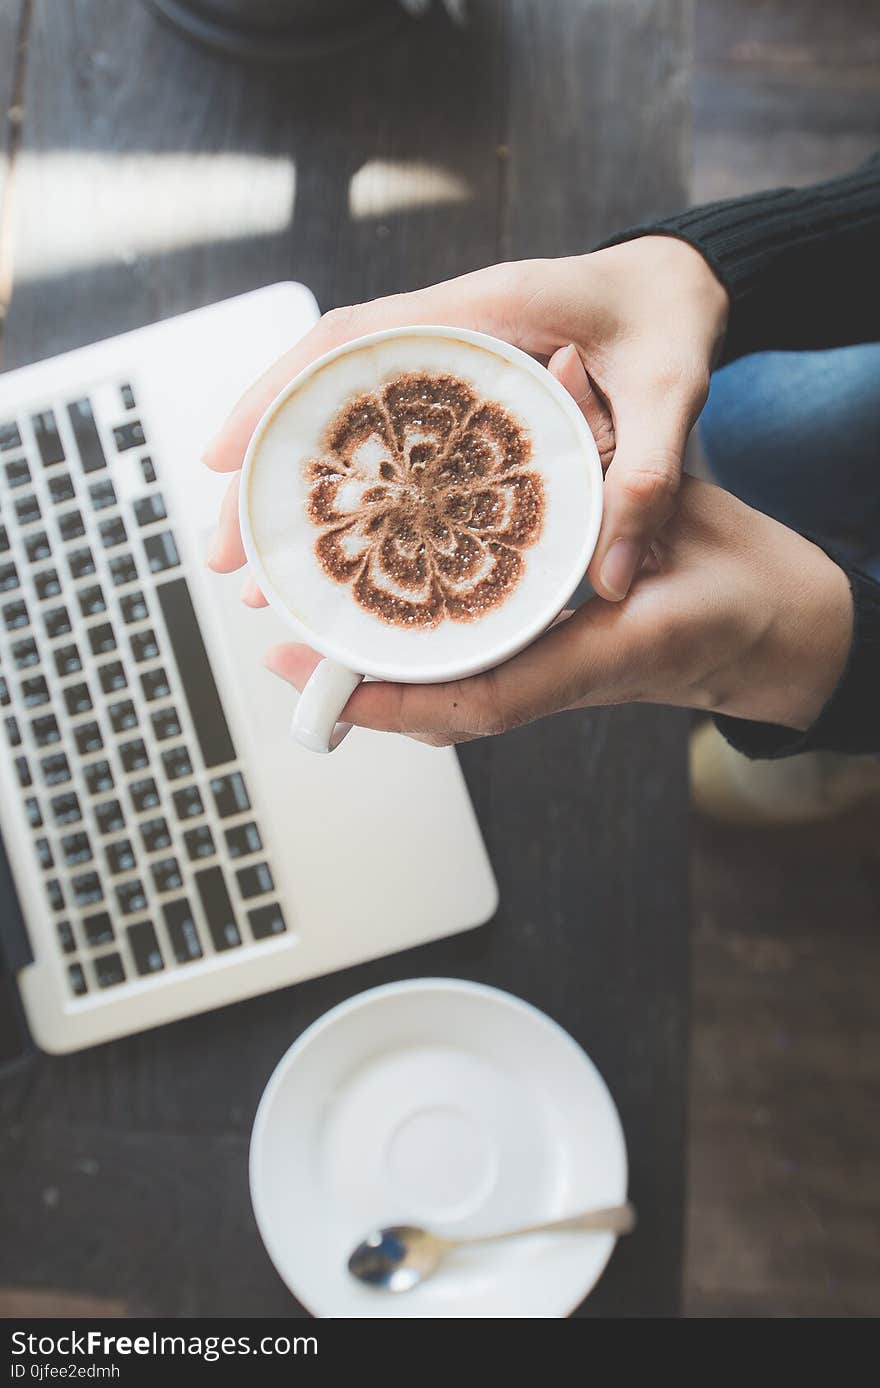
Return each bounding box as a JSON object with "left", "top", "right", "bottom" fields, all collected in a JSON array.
[{"left": 0, "top": 0, "right": 691, "bottom": 1318}]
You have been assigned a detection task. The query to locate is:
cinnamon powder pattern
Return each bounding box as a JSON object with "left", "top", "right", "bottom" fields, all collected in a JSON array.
[{"left": 304, "top": 372, "right": 545, "bottom": 628}]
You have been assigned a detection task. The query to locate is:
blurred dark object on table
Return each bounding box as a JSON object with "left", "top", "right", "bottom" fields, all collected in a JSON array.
[{"left": 143, "top": 0, "right": 406, "bottom": 60}]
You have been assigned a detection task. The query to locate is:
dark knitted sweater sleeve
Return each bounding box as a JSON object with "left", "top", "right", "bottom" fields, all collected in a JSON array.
[{"left": 599, "top": 151, "right": 880, "bottom": 364}]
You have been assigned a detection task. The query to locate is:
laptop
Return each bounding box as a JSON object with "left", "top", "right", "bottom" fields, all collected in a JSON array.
[{"left": 0, "top": 284, "right": 498, "bottom": 1056}]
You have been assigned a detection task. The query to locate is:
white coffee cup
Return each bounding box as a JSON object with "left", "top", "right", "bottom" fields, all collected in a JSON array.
[{"left": 240, "top": 325, "right": 603, "bottom": 753}]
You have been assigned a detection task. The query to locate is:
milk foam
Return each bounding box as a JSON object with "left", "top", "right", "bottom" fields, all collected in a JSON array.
[{"left": 246, "top": 333, "right": 600, "bottom": 681}]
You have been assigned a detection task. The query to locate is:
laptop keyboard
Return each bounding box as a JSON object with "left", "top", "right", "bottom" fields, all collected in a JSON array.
[{"left": 0, "top": 381, "right": 287, "bottom": 1001}]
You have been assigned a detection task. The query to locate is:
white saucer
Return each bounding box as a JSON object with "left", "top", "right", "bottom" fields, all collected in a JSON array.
[{"left": 249, "top": 979, "right": 628, "bottom": 1318}]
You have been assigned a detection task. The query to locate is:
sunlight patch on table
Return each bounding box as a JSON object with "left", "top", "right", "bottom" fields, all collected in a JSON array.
[
  {"left": 349, "top": 159, "right": 471, "bottom": 219},
  {"left": 13, "top": 152, "right": 296, "bottom": 280}
]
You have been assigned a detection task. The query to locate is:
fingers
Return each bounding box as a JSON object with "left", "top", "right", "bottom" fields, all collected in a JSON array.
[
  {"left": 206, "top": 474, "right": 247, "bottom": 572},
  {"left": 547, "top": 344, "right": 615, "bottom": 469},
  {"left": 589, "top": 390, "right": 693, "bottom": 602},
  {"left": 241, "top": 575, "right": 268, "bottom": 607},
  {"left": 264, "top": 595, "right": 642, "bottom": 745}
]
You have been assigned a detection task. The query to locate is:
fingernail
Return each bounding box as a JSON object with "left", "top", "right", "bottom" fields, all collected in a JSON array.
[{"left": 600, "top": 539, "right": 642, "bottom": 600}]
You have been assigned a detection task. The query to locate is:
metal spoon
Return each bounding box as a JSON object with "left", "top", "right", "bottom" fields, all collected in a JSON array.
[{"left": 348, "top": 1201, "right": 636, "bottom": 1292}]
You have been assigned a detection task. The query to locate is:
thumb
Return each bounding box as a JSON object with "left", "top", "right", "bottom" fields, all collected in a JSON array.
[{"left": 590, "top": 393, "right": 692, "bottom": 601}]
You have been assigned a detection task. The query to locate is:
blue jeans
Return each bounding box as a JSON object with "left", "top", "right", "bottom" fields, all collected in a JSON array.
[{"left": 700, "top": 342, "right": 880, "bottom": 580}]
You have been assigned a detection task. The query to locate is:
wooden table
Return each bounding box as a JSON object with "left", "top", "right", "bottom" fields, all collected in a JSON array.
[{"left": 0, "top": 0, "right": 691, "bottom": 1318}]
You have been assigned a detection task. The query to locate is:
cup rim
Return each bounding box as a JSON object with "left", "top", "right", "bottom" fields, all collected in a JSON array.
[{"left": 239, "top": 324, "right": 604, "bottom": 684}]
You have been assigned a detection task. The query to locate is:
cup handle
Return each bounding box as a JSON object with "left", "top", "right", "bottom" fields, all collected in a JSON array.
[{"left": 289, "top": 658, "right": 364, "bottom": 754}]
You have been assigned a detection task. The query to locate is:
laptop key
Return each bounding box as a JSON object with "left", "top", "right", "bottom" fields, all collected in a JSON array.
[
  {"left": 116, "top": 879, "right": 147, "bottom": 914},
  {"left": 15, "top": 755, "right": 32, "bottom": 788},
  {"left": 74, "top": 721, "right": 103, "bottom": 755},
  {"left": 79, "top": 585, "right": 107, "bottom": 618},
  {"left": 162, "top": 897, "right": 202, "bottom": 963},
  {"left": 151, "top": 857, "right": 183, "bottom": 893},
  {"left": 139, "top": 817, "right": 170, "bottom": 853},
  {"left": 109, "top": 699, "right": 138, "bottom": 733},
  {"left": 68, "top": 962, "right": 88, "bottom": 997},
  {"left": 94, "top": 799, "right": 124, "bottom": 835},
  {"left": 120, "top": 738, "right": 149, "bottom": 772},
  {"left": 134, "top": 493, "right": 167, "bottom": 526},
  {"left": 83, "top": 911, "right": 114, "bottom": 946},
  {"left": 72, "top": 871, "right": 103, "bottom": 907},
  {"left": 67, "top": 399, "right": 105, "bottom": 473},
  {"left": 98, "top": 661, "right": 126, "bottom": 694},
  {"left": 35, "top": 837, "right": 53, "bottom": 870},
  {"left": 120, "top": 590, "right": 148, "bottom": 623},
  {"left": 50, "top": 791, "right": 81, "bottom": 825},
  {"left": 5, "top": 458, "right": 30, "bottom": 488},
  {"left": 57, "top": 921, "right": 76, "bottom": 954},
  {"left": 129, "top": 777, "right": 159, "bottom": 812},
  {"left": 58, "top": 509, "right": 86, "bottom": 543},
  {"left": 88, "top": 622, "right": 116, "bottom": 656},
  {"left": 130, "top": 629, "right": 159, "bottom": 662},
  {"left": 99, "top": 517, "right": 128, "bottom": 549},
  {"left": 210, "top": 772, "right": 249, "bottom": 818},
  {"left": 156, "top": 577, "right": 235, "bottom": 769},
  {"left": 89, "top": 478, "right": 117, "bottom": 510},
  {"left": 4, "top": 716, "right": 21, "bottom": 747},
  {"left": 109, "top": 554, "right": 138, "bottom": 586},
  {"left": 105, "top": 839, "right": 136, "bottom": 875},
  {"left": 25, "top": 796, "right": 43, "bottom": 828},
  {"left": 41, "top": 752, "right": 71, "bottom": 785},
  {"left": 0, "top": 420, "right": 22, "bottom": 451},
  {"left": 25, "top": 531, "right": 51, "bottom": 563},
  {"left": 44, "top": 605, "right": 72, "bottom": 639},
  {"left": 237, "top": 863, "right": 274, "bottom": 898},
  {"left": 22, "top": 675, "right": 50, "bottom": 707},
  {"left": 84, "top": 760, "right": 114, "bottom": 795},
  {"left": 140, "top": 667, "right": 170, "bottom": 701},
  {"left": 33, "top": 409, "right": 65, "bottom": 467},
  {"left": 34, "top": 568, "right": 62, "bottom": 600},
  {"left": 49, "top": 472, "right": 75, "bottom": 504},
  {"left": 144, "top": 531, "right": 180, "bottom": 574},
  {"left": 194, "top": 866, "right": 241, "bottom": 952},
  {"left": 172, "top": 785, "right": 203, "bottom": 820},
  {"left": 184, "top": 825, "right": 215, "bottom": 861},
  {"left": 94, "top": 952, "right": 125, "bottom": 988},
  {"left": 61, "top": 831, "right": 92, "bottom": 866},
  {"left": 15, "top": 494, "right": 41, "bottom": 526},
  {"left": 46, "top": 878, "right": 64, "bottom": 911},
  {"left": 120, "top": 384, "right": 136, "bottom": 410},
  {"left": 127, "top": 920, "right": 164, "bottom": 975},
  {"left": 32, "top": 714, "right": 61, "bottom": 746},
  {"left": 151, "top": 707, "right": 180, "bottom": 741},
  {"left": 113, "top": 420, "right": 145, "bottom": 451},
  {"left": 161, "top": 746, "right": 192, "bottom": 781},
  {"left": 63, "top": 683, "right": 92, "bottom": 716},
  {"left": 54, "top": 644, "right": 82, "bottom": 677},
  {"left": 248, "top": 903, "right": 287, "bottom": 940},
  {"left": 0, "top": 562, "right": 18, "bottom": 592},
  {"left": 68, "top": 546, "right": 96, "bottom": 580},
  {"left": 13, "top": 638, "right": 39, "bottom": 668},
  {"left": 4, "top": 599, "right": 29, "bottom": 631},
  {"left": 140, "top": 457, "right": 157, "bottom": 484},
  {"left": 0, "top": 675, "right": 8, "bottom": 705}
]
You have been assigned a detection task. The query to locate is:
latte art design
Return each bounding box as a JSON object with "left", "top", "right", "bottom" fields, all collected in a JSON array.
[{"left": 304, "top": 372, "right": 545, "bottom": 628}]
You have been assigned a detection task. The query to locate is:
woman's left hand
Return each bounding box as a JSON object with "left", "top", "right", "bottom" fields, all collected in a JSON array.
[{"left": 263, "top": 475, "right": 853, "bottom": 747}]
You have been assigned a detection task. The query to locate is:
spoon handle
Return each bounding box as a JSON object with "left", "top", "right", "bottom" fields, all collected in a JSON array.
[{"left": 458, "top": 1201, "right": 636, "bottom": 1247}]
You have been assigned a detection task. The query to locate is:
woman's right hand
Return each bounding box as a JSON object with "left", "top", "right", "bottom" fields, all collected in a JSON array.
[{"left": 205, "top": 234, "right": 729, "bottom": 603}]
